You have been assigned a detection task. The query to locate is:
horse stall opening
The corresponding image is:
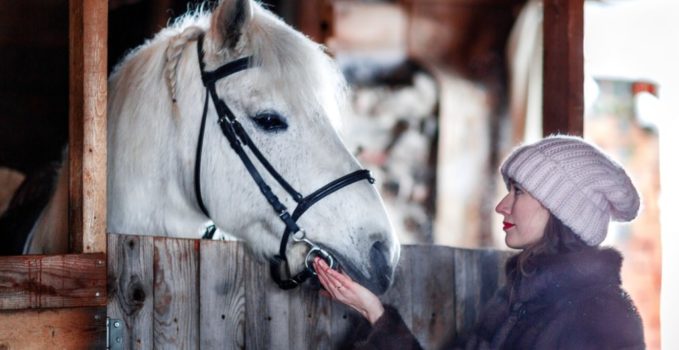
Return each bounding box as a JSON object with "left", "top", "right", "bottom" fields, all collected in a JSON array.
[
  {"left": 0, "top": 0, "right": 108, "bottom": 348},
  {"left": 107, "top": 233, "right": 510, "bottom": 349}
]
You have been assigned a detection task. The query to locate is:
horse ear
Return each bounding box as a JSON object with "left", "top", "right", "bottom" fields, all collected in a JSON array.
[{"left": 210, "top": 0, "right": 253, "bottom": 50}]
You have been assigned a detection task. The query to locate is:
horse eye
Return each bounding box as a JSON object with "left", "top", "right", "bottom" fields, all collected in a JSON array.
[{"left": 250, "top": 111, "right": 288, "bottom": 132}]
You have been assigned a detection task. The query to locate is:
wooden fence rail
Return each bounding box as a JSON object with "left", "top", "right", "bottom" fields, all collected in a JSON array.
[{"left": 107, "top": 233, "right": 511, "bottom": 349}]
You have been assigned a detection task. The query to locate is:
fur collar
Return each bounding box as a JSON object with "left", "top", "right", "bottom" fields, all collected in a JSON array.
[{"left": 507, "top": 248, "right": 623, "bottom": 303}]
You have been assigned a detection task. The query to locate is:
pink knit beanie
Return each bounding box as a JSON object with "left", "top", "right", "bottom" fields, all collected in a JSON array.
[{"left": 500, "top": 135, "right": 640, "bottom": 246}]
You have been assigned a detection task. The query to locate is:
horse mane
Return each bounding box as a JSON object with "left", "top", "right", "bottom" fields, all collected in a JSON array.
[{"left": 130, "top": 2, "right": 349, "bottom": 127}]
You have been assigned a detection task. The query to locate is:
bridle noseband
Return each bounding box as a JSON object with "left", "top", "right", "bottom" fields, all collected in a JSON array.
[{"left": 193, "top": 35, "right": 375, "bottom": 289}]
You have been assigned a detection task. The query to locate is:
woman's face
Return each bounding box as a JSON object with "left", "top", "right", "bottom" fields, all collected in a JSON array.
[{"left": 495, "top": 181, "right": 550, "bottom": 249}]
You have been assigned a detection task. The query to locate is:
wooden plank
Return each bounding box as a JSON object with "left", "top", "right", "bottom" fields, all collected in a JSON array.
[
  {"left": 543, "top": 0, "right": 584, "bottom": 136},
  {"left": 453, "top": 248, "right": 511, "bottom": 336},
  {"left": 243, "top": 253, "right": 289, "bottom": 349},
  {"left": 0, "top": 253, "right": 106, "bottom": 310},
  {"left": 381, "top": 245, "right": 415, "bottom": 333},
  {"left": 0, "top": 307, "right": 106, "bottom": 349},
  {"left": 199, "top": 240, "right": 246, "bottom": 350},
  {"left": 68, "top": 0, "right": 108, "bottom": 253},
  {"left": 287, "top": 277, "right": 334, "bottom": 349},
  {"left": 153, "top": 237, "right": 199, "bottom": 349},
  {"left": 107, "top": 233, "right": 154, "bottom": 349},
  {"left": 410, "top": 245, "right": 456, "bottom": 350}
]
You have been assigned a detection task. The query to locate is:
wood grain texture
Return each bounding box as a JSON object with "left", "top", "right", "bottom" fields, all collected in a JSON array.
[
  {"left": 543, "top": 0, "right": 584, "bottom": 136},
  {"left": 107, "top": 235, "right": 510, "bottom": 349},
  {"left": 381, "top": 245, "right": 414, "bottom": 323},
  {"left": 68, "top": 0, "right": 108, "bottom": 254},
  {"left": 199, "top": 240, "right": 246, "bottom": 350},
  {"left": 0, "top": 307, "right": 106, "bottom": 349},
  {"left": 243, "top": 250, "right": 285, "bottom": 349},
  {"left": 107, "top": 233, "right": 154, "bottom": 349},
  {"left": 0, "top": 253, "right": 106, "bottom": 310},
  {"left": 453, "top": 248, "right": 512, "bottom": 337},
  {"left": 288, "top": 278, "right": 334, "bottom": 350},
  {"left": 153, "top": 237, "right": 199, "bottom": 350},
  {"left": 410, "top": 245, "right": 456, "bottom": 350}
]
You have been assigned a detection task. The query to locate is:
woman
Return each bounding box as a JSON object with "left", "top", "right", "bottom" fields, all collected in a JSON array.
[{"left": 313, "top": 135, "right": 645, "bottom": 349}]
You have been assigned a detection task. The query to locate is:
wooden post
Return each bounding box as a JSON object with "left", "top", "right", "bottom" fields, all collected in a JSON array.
[
  {"left": 542, "top": 0, "right": 584, "bottom": 136},
  {"left": 296, "top": 0, "right": 334, "bottom": 44},
  {"left": 69, "top": 0, "right": 108, "bottom": 253}
]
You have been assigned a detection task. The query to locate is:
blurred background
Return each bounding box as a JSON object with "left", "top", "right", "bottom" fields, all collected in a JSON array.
[{"left": 1, "top": 0, "right": 676, "bottom": 348}]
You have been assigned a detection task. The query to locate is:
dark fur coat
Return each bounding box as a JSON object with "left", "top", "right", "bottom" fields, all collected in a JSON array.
[{"left": 354, "top": 248, "right": 645, "bottom": 350}]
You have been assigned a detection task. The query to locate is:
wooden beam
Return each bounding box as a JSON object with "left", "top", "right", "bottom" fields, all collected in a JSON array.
[
  {"left": 0, "top": 307, "right": 106, "bottom": 349},
  {"left": 542, "top": 0, "right": 584, "bottom": 136},
  {"left": 68, "top": 0, "right": 108, "bottom": 253},
  {"left": 0, "top": 253, "right": 106, "bottom": 310}
]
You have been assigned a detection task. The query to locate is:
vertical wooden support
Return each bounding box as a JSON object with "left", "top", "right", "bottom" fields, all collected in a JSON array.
[
  {"left": 69, "top": 0, "right": 108, "bottom": 253},
  {"left": 296, "top": 0, "right": 334, "bottom": 44},
  {"left": 542, "top": 0, "right": 584, "bottom": 136}
]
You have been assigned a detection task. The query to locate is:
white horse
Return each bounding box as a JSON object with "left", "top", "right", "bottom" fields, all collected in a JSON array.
[{"left": 107, "top": 0, "right": 399, "bottom": 293}]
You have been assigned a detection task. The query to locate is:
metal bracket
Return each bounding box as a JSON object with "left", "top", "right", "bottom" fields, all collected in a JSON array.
[{"left": 106, "top": 318, "right": 124, "bottom": 350}]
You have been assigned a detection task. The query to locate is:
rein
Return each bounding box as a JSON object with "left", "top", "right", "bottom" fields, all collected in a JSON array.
[{"left": 193, "top": 35, "right": 375, "bottom": 289}]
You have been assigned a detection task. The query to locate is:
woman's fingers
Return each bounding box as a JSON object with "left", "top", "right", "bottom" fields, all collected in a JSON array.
[
  {"left": 313, "top": 258, "right": 385, "bottom": 325},
  {"left": 314, "top": 258, "right": 362, "bottom": 303},
  {"left": 314, "top": 258, "right": 347, "bottom": 285},
  {"left": 315, "top": 261, "right": 332, "bottom": 287},
  {"left": 314, "top": 258, "right": 338, "bottom": 296},
  {"left": 314, "top": 258, "right": 352, "bottom": 300}
]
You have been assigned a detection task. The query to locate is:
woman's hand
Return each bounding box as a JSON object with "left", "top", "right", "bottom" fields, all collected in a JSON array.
[{"left": 313, "top": 257, "right": 385, "bottom": 324}]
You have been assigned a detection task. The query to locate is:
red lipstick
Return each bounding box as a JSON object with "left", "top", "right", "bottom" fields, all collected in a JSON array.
[{"left": 503, "top": 222, "right": 515, "bottom": 230}]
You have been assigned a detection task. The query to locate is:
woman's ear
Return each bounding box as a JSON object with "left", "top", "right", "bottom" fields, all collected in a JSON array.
[{"left": 209, "top": 0, "right": 253, "bottom": 50}]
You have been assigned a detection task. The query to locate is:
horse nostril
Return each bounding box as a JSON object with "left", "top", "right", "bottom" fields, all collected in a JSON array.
[{"left": 369, "top": 241, "right": 392, "bottom": 293}]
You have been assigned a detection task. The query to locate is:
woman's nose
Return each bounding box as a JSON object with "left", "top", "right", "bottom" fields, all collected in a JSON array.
[{"left": 495, "top": 194, "right": 511, "bottom": 215}]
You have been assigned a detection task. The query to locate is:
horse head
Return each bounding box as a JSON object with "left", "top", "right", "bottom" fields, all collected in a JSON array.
[{"left": 108, "top": 0, "right": 399, "bottom": 294}]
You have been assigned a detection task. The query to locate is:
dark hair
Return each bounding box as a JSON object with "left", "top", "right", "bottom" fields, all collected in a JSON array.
[{"left": 514, "top": 212, "right": 590, "bottom": 277}]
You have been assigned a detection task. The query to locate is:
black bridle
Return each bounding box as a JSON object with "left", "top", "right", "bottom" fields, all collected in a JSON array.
[{"left": 193, "top": 35, "right": 375, "bottom": 289}]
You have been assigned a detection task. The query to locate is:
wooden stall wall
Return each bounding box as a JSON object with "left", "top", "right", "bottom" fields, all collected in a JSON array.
[
  {"left": 108, "top": 234, "right": 511, "bottom": 349},
  {"left": 0, "top": 0, "right": 109, "bottom": 348}
]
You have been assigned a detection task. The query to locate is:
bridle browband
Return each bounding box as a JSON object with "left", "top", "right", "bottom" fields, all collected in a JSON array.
[{"left": 193, "top": 35, "right": 375, "bottom": 289}]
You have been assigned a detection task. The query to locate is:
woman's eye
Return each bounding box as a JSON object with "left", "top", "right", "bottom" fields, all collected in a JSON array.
[
  {"left": 251, "top": 111, "right": 288, "bottom": 132},
  {"left": 511, "top": 184, "right": 523, "bottom": 195}
]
